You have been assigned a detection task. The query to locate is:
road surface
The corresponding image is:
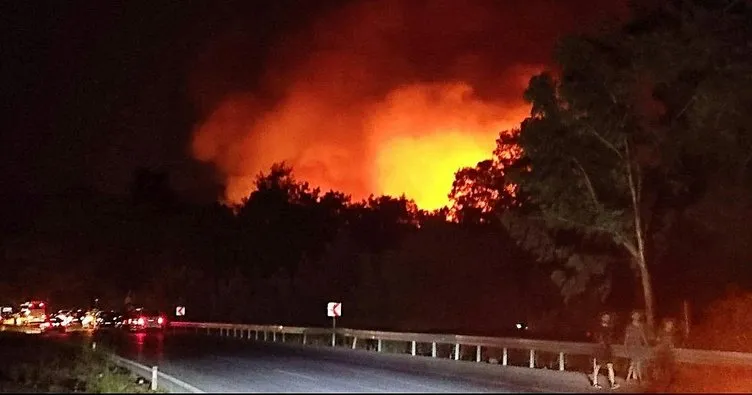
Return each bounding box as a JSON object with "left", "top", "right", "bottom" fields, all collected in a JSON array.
[{"left": 89, "top": 331, "right": 620, "bottom": 393}]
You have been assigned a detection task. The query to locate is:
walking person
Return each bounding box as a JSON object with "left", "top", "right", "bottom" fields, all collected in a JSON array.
[
  {"left": 652, "top": 317, "right": 679, "bottom": 387},
  {"left": 624, "top": 310, "right": 649, "bottom": 383},
  {"left": 591, "top": 312, "right": 620, "bottom": 390}
]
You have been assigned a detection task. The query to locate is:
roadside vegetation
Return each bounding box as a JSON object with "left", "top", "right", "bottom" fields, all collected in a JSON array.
[{"left": 0, "top": 333, "right": 158, "bottom": 393}]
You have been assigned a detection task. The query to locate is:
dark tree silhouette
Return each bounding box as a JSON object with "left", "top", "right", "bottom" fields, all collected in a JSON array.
[{"left": 130, "top": 167, "right": 177, "bottom": 210}]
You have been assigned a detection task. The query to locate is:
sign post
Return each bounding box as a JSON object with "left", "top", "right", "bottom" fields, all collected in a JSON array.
[
  {"left": 175, "top": 306, "right": 185, "bottom": 317},
  {"left": 327, "top": 302, "right": 341, "bottom": 347}
]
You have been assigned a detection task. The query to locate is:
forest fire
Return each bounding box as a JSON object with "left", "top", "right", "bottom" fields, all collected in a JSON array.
[
  {"left": 189, "top": 0, "right": 627, "bottom": 209},
  {"left": 192, "top": 81, "right": 531, "bottom": 209},
  {"left": 367, "top": 82, "right": 529, "bottom": 210}
]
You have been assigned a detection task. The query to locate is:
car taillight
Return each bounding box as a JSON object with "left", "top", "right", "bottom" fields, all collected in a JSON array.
[
  {"left": 157, "top": 317, "right": 164, "bottom": 325},
  {"left": 137, "top": 317, "right": 145, "bottom": 326}
]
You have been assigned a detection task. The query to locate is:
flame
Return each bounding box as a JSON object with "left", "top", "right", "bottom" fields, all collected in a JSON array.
[
  {"left": 192, "top": 81, "right": 532, "bottom": 209},
  {"left": 367, "top": 83, "right": 529, "bottom": 210},
  {"left": 375, "top": 133, "right": 497, "bottom": 211},
  {"left": 187, "top": 0, "right": 622, "bottom": 209}
]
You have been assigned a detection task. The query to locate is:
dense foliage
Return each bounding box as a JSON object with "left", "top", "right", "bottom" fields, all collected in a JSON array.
[
  {"left": 0, "top": 164, "right": 565, "bottom": 335},
  {"left": 450, "top": 0, "right": 752, "bottom": 329}
]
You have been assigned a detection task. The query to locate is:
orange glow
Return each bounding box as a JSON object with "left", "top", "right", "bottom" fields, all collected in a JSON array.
[
  {"left": 375, "top": 133, "right": 496, "bottom": 210},
  {"left": 367, "top": 83, "right": 529, "bottom": 210},
  {"left": 192, "top": 82, "right": 532, "bottom": 209},
  {"left": 187, "top": 0, "right": 552, "bottom": 209}
]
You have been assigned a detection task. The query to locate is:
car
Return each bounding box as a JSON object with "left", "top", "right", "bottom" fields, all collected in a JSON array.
[
  {"left": 1, "top": 307, "right": 16, "bottom": 325},
  {"left": 94, "top": 310, "right": 124, "bottom": 330},
  {"left": 40, "top": 315, "right": 70, "bottom": 333},
  {"left": 124, "top": 308, "right": 167, "bottom": 332},
  {"left": 16, "top": 301, "right": 48, "bottom": 326},
  {"left": 81, "top": 309, "right": 98, "bottom": 329},
  {"left": 71, "top": 309, "right": 87, "bottom": 325},
  {"left": 57, "top": 309, "right": 78, "bottom": 324}
]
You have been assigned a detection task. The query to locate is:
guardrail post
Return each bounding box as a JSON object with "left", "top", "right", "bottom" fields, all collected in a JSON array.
[
  {"left": 151, "top": 366, "right": 158, "bottom": 391},
  {"left": 178, "top": 323, "right": 680, "bottom": 374}
]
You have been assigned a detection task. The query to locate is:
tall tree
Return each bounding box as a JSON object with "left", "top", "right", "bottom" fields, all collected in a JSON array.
[
  {"left": 500, "top": 0, "right": 752, "bottom": 328},
  {"left": 509, "top": 64, "right": 664, "bottom": 326}
]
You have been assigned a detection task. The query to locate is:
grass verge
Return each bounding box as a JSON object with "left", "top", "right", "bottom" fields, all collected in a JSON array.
[{"left": 0, "top": 332, "right": 161, "bottom": 393}]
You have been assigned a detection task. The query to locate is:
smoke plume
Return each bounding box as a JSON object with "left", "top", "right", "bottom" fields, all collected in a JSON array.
[{"left": 190, "top": 0, "right": 628, "bottom": 209}]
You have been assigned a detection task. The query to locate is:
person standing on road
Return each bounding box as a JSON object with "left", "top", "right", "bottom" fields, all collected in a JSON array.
[
  {"left": 653, "top": 317, "right": 679, "bottom": 384},
  {"left": 591, "top": 312, "right": 620, "bottom": 390},
  {"left": 624, "top": 310, "right": 649, "bottom": 382}
]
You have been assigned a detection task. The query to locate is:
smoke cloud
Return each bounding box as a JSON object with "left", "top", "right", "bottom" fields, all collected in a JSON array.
[{"left": 190, "top": 0, "right": 628, "bottom": 209}]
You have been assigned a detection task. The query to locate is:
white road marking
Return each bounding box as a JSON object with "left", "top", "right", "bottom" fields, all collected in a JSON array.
[
  {"left": 287, "top": 363, "right": 387, "bottom": 392},
  {"left": 341, "top": 380, "right": 384, "bottom": 392},
  {"left": 274, "top": 368, "right": 318, "bottom": 382},
  {"left": 340, "top": 365, "right": 445, "bottom": 392}
]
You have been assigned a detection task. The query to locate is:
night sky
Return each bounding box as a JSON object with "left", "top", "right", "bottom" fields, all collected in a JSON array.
[{"left": 1, "top": 0, "right": 629, "bottom": 206}]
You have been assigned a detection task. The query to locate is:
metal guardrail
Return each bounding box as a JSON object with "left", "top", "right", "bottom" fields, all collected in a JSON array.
[
  {"left": 109, "top": 354, "right": 205, "bottom": 393},
  {"left": 169, "top": 321, "right": 752, "bottom": 372}
]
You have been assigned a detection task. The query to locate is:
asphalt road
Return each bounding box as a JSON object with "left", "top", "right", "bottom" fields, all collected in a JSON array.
[{"left": 85, "top": 330, "right": 612, "bottom": 393}]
